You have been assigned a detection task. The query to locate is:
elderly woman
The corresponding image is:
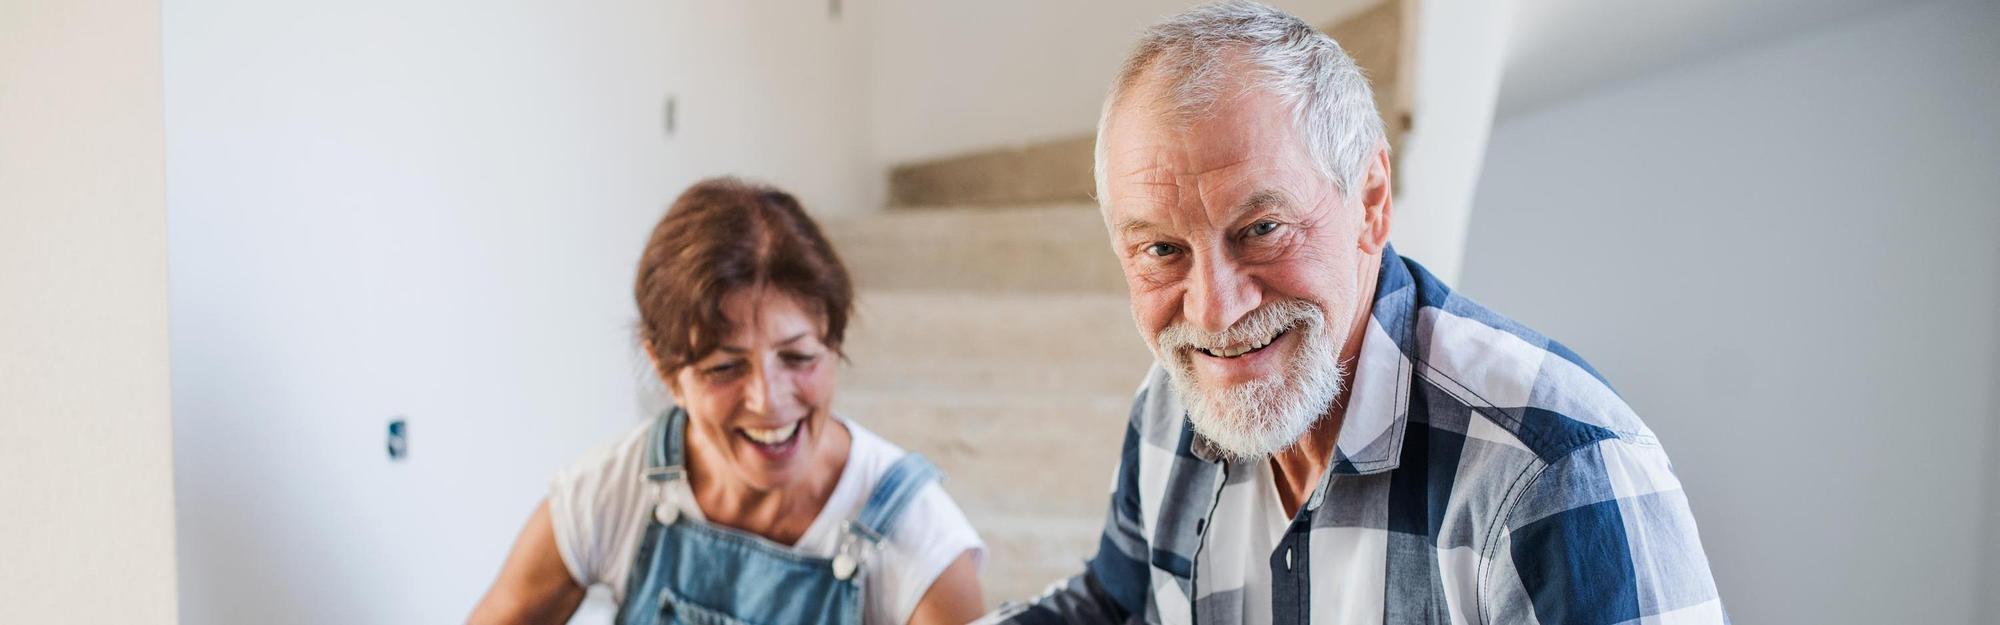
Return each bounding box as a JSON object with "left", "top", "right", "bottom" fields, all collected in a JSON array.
[{"left": 470, "top": 178, "right": 985, "bottom": 625}]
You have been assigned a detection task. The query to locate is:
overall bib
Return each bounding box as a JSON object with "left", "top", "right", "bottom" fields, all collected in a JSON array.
[{"left": 614, "top": 407, "right": 940, "bottom": 625}]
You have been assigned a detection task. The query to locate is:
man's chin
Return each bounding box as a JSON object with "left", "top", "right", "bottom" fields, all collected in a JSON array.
[
  {"left": 1185, "top": 404, "right": 1314, "bottom": 462},
  {"left": 1170, "top": 356, "right": 1342, "bottom": 462},
  {"left": 1182, "top": 367, "right": 1278, "bottom": 396},
  {"left": 1175, "top": 377, "right": 1315, "bottom": 461}
]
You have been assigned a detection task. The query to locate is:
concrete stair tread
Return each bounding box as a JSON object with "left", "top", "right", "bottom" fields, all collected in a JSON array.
[
  {"left": 841, "top": 358, "right": 1151, "bottom": 398},
  {"left": 844, "top": 290, "right": 1145, "bottom": 363},
  {"left": 836, "top": 390, "right": 1133, "bottom": 520},
  {"left": 887, "top": 136, "right": 1096, "bottom": 208},
  {"left": 824, "top": 203, "right": 1126, "bottom": 293},
  {"left": 961, "top": 514, "right": 1107, "bottom": 606}
]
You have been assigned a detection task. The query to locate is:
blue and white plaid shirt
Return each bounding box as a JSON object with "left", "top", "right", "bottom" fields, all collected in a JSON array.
[{"left": 987, "top": 246, "right": 1724, "bottom": 625}]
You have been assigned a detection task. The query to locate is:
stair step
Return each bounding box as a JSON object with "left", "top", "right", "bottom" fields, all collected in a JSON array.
[
  {"left": 844, "top": 290, "right": 1147, "bottom": 366},
  {"left": 966, "top": 514, "right": 1105, "bottom": 607},
  {"left": 823, "top": 204, "right": 1127, "bottom": 293},
  {"left": 836, "top": 390, "right": 1133, "bottom": 521},
  {"left": 841, "top": 358, "right": 1149, "bottom": 399},
  {"left": 887, "top": 136, "right": 1095, "bottom": 208}
]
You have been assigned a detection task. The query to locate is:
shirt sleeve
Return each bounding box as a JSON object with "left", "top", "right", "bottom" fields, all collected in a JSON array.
[
  {"left": 875, "top": 480, "right": 987, "bottom": 625},
  {"left": 546, "top": 424, "right": 652, "bottom": 590},
  {"left": 1485, "top": 437, "right": 1726, "bottom": 624}
]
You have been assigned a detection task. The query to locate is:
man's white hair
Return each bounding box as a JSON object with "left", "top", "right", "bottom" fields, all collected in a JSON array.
[{"left": 1094, "top": 0, "right": 1385, "bottom": 202}]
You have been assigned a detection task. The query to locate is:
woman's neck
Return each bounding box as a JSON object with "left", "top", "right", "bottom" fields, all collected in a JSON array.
[{"left": 685, "top": 416, "right": 851, "bottom": 546}]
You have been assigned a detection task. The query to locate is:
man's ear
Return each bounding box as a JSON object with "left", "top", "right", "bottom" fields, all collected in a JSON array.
[{"left": 1356, "top": 146, "right": 1393, "bottom": 254}]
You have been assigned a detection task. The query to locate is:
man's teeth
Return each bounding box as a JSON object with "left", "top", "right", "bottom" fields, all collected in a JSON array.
[
  {"left": 740, "top": 422, "right": 800, "bottom": 445},
  {"left": 1203, "top": 331, "right": 1282, "bottom": 358}
]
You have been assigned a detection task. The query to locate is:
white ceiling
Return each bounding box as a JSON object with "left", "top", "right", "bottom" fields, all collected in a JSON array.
[{"left": 1498, "top": 0, "right": 1917, "bottom": 118}]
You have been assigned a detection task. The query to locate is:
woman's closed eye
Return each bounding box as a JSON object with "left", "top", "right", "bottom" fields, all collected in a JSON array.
[
  {"left": 701, "top": 360, "right": 746, "bottom": 381},
  {"left": 780, "top": 351, "right": 821, "bottom": 368}
]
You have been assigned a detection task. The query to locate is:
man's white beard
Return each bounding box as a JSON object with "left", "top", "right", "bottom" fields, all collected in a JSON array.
[{"left": 1155, "top": 299, "right": 1346, "bottom": 463}]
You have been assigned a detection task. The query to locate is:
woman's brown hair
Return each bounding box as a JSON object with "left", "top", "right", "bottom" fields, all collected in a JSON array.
[{"left": 634, "top": 177, "right": 853, "bottom": 376}]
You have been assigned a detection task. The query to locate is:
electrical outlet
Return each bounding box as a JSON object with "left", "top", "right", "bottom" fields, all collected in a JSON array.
[
  {"left": 664, "top": 95, "right": 677, "bottom": 137},
  {"left": 387, "top": 418, "right": 408, "bottom": 460}
]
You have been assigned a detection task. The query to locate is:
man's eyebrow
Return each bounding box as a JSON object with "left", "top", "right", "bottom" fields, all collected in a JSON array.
[
  {"left": 1115, "top": 218, "right": 1162, "bottom": 238},
  {"left": 1239, "top": 189, "right": 1288, "bottom": 214}
]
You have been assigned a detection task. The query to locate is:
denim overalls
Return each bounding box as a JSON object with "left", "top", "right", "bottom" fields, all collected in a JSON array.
[{"left": 614, "top": 407, "right": 940, "bottom": 625}]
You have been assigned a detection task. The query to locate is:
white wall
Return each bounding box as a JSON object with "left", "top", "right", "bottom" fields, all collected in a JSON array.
[
  {"left": 0, "top": 0, "right": 180, "bottom": 622},
  {"left": 1462, "top": 1, "right": 2000, "bottom": 623},
  {"left": 164, "top": 1, "right": 871, "bottom": 623},
  {"left": 858, "top": 0, "right": 1362, "bottom": 186},
  {"left": 1387, "top": 0, "right": 1511, "bottom": 283}
]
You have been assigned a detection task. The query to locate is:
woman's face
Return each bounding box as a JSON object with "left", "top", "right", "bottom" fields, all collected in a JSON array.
[{"left": 669, "top": 288, "right": 839, "bottom": 493}]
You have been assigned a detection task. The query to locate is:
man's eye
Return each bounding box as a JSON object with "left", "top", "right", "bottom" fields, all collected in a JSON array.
[
  {"left": 781, "top": 352, "right": 820, "bottom": 366},
  {"left": 1144, "top": 243, "right": 1182, "bottom": 258},
  {"left": 1247, "top": 221, "right": 1280, "bottom": 237}
]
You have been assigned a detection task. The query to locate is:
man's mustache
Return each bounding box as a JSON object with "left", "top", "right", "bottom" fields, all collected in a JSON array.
[{"left": 1155, "top": 299, "right": 1321, "bottom": 358}]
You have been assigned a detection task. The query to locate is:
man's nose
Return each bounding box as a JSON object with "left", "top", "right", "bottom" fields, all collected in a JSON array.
[{"left": 1185, "top": 251, "right": 1258, "bottom": 336}]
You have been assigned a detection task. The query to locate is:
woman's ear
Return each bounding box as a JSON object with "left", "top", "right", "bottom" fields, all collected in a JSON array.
[{"left": 643, "top": 342, "right": 681, "bottom": 399}]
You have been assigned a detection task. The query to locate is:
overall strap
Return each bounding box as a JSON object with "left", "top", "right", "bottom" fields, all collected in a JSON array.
[
  {"left": 851, "top": 453, "right": 940, "bottom": 541},
  {"left": 830, "top": 453, "right": 942, "bottom": 581},
  {"left": 645, "top": 406, "right": 687, "bottom": 482}
]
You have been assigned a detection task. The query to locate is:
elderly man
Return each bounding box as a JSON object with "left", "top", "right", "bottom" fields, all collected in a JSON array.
[{"left": 983, "top": 2, "right": 1723, "bottom": 624}]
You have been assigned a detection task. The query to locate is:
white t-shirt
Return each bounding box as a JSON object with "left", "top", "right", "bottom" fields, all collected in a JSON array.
[
  {"left": 547, "top": 416, "right": 985, "bottom": 625},
  {"left": 1194, "top": 458, "right": 1291, "bottom": 625}
]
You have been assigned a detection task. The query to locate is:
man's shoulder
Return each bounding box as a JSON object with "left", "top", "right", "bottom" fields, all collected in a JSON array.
[{"left": 1403, "top": 270, "right": 1656, "bottom": 462}]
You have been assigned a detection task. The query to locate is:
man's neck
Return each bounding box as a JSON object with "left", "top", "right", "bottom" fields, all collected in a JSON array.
[
  {"left": 1269, "top": 408, "right": 1342, "bottom": 519},
  {"left": 1268, "top": 275, "right": 1377, "bottom": 518}
]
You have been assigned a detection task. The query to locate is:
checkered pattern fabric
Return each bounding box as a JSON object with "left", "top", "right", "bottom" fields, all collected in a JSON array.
[{"left": 984, "top": 246, "right": 1725, "bottom": 625}]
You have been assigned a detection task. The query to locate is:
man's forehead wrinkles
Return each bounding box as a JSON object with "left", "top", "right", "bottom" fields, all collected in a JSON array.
[
  {"left": 1116, "top": 154, "right": 1177, "bottom": 179},
  {"left": 1180, "top": 158, "right": 1273, "bottom": 220}
]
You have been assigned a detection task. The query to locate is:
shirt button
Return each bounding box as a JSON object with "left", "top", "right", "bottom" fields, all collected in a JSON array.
[{"left": 1285, "top": 547, "right": 1294, "bottom": 570}]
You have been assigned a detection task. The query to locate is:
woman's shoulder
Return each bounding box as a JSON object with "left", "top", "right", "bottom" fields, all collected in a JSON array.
[
  {"left": 837, "top": 417, "right": 985, "bottom": 625},
  {"left": 544, "top": 417, "right": 659, "bottom": 590},
  {"left": 836, "top": 416, "right": 978, "bottom": 537},
  {"left": 556, "top": 418, "right": 657, "bottom": 485}
]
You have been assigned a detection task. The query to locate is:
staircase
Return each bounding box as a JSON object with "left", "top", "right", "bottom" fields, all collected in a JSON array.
[
  {"left": 826, "top": 1, "right": 1414, "bottom": 605},
  {"left": 824, "top": 204, "right": 1152, "bottom": 605}
]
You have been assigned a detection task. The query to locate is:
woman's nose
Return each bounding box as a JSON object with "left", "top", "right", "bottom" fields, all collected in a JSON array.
[{"left": 741, "top": 364, "right": 787, "bottom": 415}]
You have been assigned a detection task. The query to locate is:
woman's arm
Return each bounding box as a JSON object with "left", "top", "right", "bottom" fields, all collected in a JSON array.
[
  {"left": 907, "top": 549, "right": 985, "bottom": 625},
  {"left": 468, "top": 500, "right": 588, "bottom": 625}
]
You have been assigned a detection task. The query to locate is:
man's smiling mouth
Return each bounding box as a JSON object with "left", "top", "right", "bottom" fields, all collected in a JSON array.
[{"left": 1197, "top": 327, "right": 1288, "bottom": 359}]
